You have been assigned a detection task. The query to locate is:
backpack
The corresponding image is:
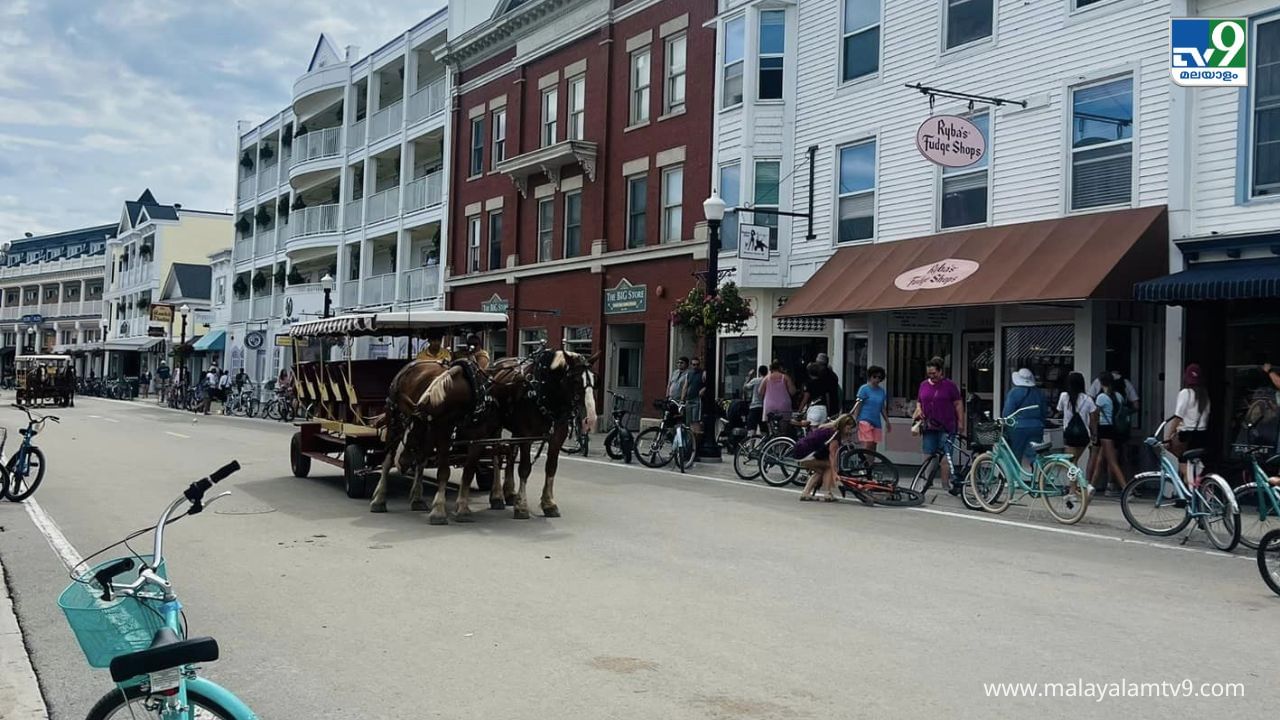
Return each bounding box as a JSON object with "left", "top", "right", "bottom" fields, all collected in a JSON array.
[
  {"left": 1112, "top": 385, "right": 1133, "bottom": 439},
  {"left": 1063, "top": 394, "right": 1091, "bottom": 448}
]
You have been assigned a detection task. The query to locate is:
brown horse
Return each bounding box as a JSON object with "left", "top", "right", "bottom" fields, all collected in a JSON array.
[{"left": 369, "top": 359, "right": 446, "bottom": 514}]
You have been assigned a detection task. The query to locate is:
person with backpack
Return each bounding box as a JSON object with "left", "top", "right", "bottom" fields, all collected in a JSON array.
[
  {"left": 1003, "top": 368, "right": 1047, "bottom": 466},
  {"left": 1057, "top": 371, "right": 1095, "bottom": 466},
  {"left": 1089, "top": 372, "right": 1128, "bottom": 495}
]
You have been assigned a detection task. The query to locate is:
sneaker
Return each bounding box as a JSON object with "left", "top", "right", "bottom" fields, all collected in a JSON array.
[{"left": 947, "top": 483, "right": 962, "bottom": 497}]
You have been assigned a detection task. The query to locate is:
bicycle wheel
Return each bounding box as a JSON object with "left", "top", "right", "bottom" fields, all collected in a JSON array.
[
  {"left": 968, "top": 453, "right": 1010, "bottom": 513},
  {"left": 1257, "top": 529, "right": 1280, "bottom": 597},
  {"left": 733, "top": 436, "right": 763, "bottom": 481},
  {"left": 635, "top": 427, "right": 674, "bottom": 468},
  {"left": 604, "top": 429, "right": 625, "bottom": 460},
  {"left": 86, "top": 683, "right": 240, "bottom": 720},
  {"left": 247, "top": 397, "right": 261, "bottom": 418},
  {"left": 1121, "top": 471, "right": 1191, "bottom": 537},
  {"left": 1039, "top": 457, "right": 1088, "bottom": 525},
  {"left": 865, "top": 484, "right": 924, "bottom": 507},
  {"left": 1197, "top": 475, "right": 1240, "bottom": 552},
  {"left": 674, "top": 428, "right": 693, "bottom": 473},
  {"left": 759, "top": 436, "right": 800, "bottom": 487},
  {"left": 908, "top": 452, "right": 939, "bottom": 494},
  {"left": 5, "top": 447, "right": 44, "bottom": 502},
  {"left": 264, "top": 399, "right": 281, "bottom": 421},
  {"left": 1234, "top": 484, "right": 1280, "bottom": 550}
]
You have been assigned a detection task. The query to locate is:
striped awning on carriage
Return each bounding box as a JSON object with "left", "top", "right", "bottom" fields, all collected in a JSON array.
[{"left": 288, "top": 311, "right": 509, "bottom": 339}]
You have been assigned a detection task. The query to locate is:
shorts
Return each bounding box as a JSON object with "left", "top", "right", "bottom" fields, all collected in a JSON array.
[
  {"left": 922, "top": 430, "right": 953, "bottom": 456},
  {"left": 747, "top": 406, "right": 764, "bottom": 430},
  {"left": 1097, "top": 424, "right": 1119, "bottom": 442},
  {"left": 806, "top": 404, "right": 829, "bottom": 426},
  {"left": 857, "top": 420, "right": 883, "bottom": 444},
  {"left": 1178, "top": 430, "right": 1209, "bottom": 452}
]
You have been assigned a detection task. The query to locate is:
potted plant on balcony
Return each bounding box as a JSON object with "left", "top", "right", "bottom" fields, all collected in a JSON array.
[
  {"left": 291, "top": 196, "right": 307, "bottom": 211},
  {"left": 240, "top": 152, "right": 254, "bottom": 171},
  {"left": 255, "top": 206, "right": 272, "bottom": 227},
  {"left": 136, "top": 297, "right": 150, "bottom": 310},
  {"left": 295, "top": 123, "right": 308, "bottom": 137},
  {"left": 670, "top": 281, "right": 753, "bottom": 336},
  {"left": 274, "top": 265, "right": 287, "bottom": 289},
  {"left": 287, "top": 267, "right": 307, "bottom": 286},
  {"left": 282, "top": 125, "right": 293, "bottom": 148},
  {"left": 139, "top": 242, "right": 153, "bottom": 260},
  {"left": 252, "top": 271, "right": 268, "bottom": 293},
  {"left": 233, "top": 276, "right": 249, "bottom": 299},
  {"left": 235, "top": 215, "right": 251, "bottom": 234},
  {"left": 278, "top": 197, "right": 290, "bottom": 217},
  {"left": 260, "top": 144, "right": 274, "bottom": 161}
]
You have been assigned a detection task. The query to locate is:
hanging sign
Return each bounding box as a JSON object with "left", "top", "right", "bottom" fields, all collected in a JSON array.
[
  {"left": 150, "top": 304, "right": 173, "bottom": 323},
  {"left": 915, "top": 115, "right": 986, "bottom": 168},
  {"left": 737, "top": 224, "right": 771, "bottom": 261},
  {"left": 894, "top": 259, "right": 981, "bottom": 291},
  {"left": 480, "top": 294, "right": 510, "bottom": 314},
  {"left": 245, "top": 330, "right": 265, "bottom": 350},
  {"left": 604, "top": 279, "right": 647, "bottom": 315}
]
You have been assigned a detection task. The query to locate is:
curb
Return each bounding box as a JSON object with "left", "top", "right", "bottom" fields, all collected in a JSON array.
[{"left": 0, "top": 560, "right": 48, "bottom": 719}]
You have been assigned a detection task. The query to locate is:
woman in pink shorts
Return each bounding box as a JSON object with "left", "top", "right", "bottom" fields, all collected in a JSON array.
[{"left": 850, "top": 366, "right": 891, "bottom": 452}]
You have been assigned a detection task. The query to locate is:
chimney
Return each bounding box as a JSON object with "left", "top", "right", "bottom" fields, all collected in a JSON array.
[
  {"left": 24, "top": 232, "right": 32, "bottom": 238},
  {"left": 174, "top": 203, "right": 182, "bottom": 210},
  {"left": 346, "top": 45, "right": 360, "bottom": 61}
]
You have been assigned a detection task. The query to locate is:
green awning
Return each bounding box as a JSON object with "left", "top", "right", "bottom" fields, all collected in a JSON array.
[{"left": 192, "top": 330, "right": 226, "bottom": 352}]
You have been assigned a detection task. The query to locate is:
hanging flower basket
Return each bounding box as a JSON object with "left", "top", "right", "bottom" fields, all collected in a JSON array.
[
  {"left": 670, "top": 281, "right": 752, "bottom": 335},
  {"left": 287, "top": 267, "right": 307, "bottom": 285},
  {"left": 278, "top": 197, "right": 290, "bottom": 216},
  {"left": 255, "top": 207, "right": 271, "bottom": 227},
  {"left": 136, "top": 298, "right": 150, "bottom": 310},
  {"left": 291, "top": 196, "right": 307, "bottom": 211},
  {"left": 232, "top": 276, "right": 249, "bottom": 299},
  {"left": 240, "top": 152, "right": 255, "bottom": 171},
  {"left": 234, "top": 215, "right": 251, "bottom": 234},
  {"left": 139, "top": 243, "right": 153, "bottom": 260},
  {"left": 260, "top": 144, "right": 274, "bottom": 161},
  {"left": 274, "top": 265, "right": 287, "bottom": 288},
  {"left": 252, "top": 271, "right": 268, "bottom": 292}
]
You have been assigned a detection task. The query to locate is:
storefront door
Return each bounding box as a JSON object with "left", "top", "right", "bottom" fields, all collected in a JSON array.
[
  {"left": 607, "top": 324, "right": 645, "bottom": 418},
  {"left": 963, "top": 332, "right": 995, "bottom": 422},
  {"left": 773, "top": 336, "right": 829, "bottom": 405}
]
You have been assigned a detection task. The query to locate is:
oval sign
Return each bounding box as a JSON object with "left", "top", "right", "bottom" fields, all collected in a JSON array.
[
  {"left": 894, "top": 259, "right": 980, "bottom": 292},
  {"left": 915, "top": 115, "right": 986, "bottom": 168}
]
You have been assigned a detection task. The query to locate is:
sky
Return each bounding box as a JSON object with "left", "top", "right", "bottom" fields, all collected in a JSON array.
[{"left": 0, "top": 0, "right": 445, "bottom": 238}]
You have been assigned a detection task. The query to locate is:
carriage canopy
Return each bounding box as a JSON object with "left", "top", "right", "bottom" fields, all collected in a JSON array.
[
  {"left": 15, "top": 355, "right": 72, "bottom": 365},
  {"left": 287, "top": 311, "right": 509, "bottom": 339}
]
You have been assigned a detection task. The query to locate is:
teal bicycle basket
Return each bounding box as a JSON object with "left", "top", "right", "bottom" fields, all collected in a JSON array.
[{"left": 58, "top": 556, "right": 170, "bottom": 668}]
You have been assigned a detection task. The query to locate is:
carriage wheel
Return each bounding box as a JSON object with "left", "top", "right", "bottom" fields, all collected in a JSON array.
[
  {"left": 290, "top": 432, "right": 311, "bottom": 478},
  {"left": 343, "top": 444, "right": 369, "bottom": 499}
]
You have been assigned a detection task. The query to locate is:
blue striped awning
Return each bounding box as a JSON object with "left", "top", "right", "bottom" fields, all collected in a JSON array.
[
  {"left": 192, "top": 329, "right": 225, "bottom": 352},
  {"left": 1134, "top": 258, "right": 1280, "bottom": 304}
]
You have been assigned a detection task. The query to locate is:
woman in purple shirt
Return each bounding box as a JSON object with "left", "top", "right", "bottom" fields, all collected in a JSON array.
[{"left": 912, "top": 356, "right": 965, "bottom": 493}]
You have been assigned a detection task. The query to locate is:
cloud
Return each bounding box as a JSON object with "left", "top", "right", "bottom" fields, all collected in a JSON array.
[{"left": 0, "top": 1, "right": 443, "bottom": 236}]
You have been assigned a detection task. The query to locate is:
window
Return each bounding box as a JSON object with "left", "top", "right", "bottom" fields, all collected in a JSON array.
[
  {"left": 491, "top": 109, "right": 506, "bottom": 166},
  {"left": 347, "top": 243, "right": 360, "bottom": 280},
  {"left": 842, "top": 332, "right": 869, "bottom": 407},
  {"left": 467, "top": 216, "right": 481, "bottom": 272},
  {"left": 537, "top": 199, "right": 554, "bottom": 262},
  {"left": 541, "top": 88, "right": 558, "bottom": 147},
  {"left": 564, "top": 191, "right": 582, "bottom": 257},
  {"left": 568, "top": 76, "right": 586, "bottom": 140},
  {"left": 1004, "top": 325, "right": 1076, "bottom": 407},
  {"left": 521, "top": 328, "right": 549, "bottom": 357},
  {"left": 1070, "top": 76, "right": 1133, "bottom": 210},
  {"left": 720, "top": 164, "right": 741, "bottom": 251},
  {"left": 489, "top": 328, "right": 509, "bottom": 361},
  {"left": 215, "top": 278, "right": 226, "bottom": 305},
  {"left": 838, "top": 140, "right": 876, "bottom": 242},
  {"left": 723, "top": 16, "right": 745, "bottom": 106},
  {"left": 564, "top": 326, "right": 592, "bottom": 354},
  {"left": 841, "top": 0, "right": 879, "bottom": 82},
  {"left": 488, "top": 211, "right": 503, "bottom": 271},
  {"left": 1074, "top": 0, "right": 1105, "bottom": 7},
  {"left": 469, "top": 117, "right": 484, "bottom": 177},
  {"left": 630, "top": 49, "right": 651, "bottom": 125},
  {"left": 945, "top": 0, "right": 992, "bottom": 49},
  {"left": 627, "top": 176, "right": 648, "bottom": 248},
  {"left": 941, "top": 113, "right": 990, "bottom": 228},
  {"left": 758, "top": 11, "right": 785, "bottom": 100},
  {"left": 753, "top": 160, "right": 780, "bottom": 249},
  {"left": 665, "top": 35, "right": 687, "bottom": 114},
  {"left": 886, "top": 332, "right": 952, "bottom": 415},
  {"left": 1253, "top": 18, "right": 1280, "bottom": 196},
  {"left": 719, "top": 336, "right": 758, "bottom": 400},
  {"left": 661, "top": 166, "right": 683, "bottom": 243}
]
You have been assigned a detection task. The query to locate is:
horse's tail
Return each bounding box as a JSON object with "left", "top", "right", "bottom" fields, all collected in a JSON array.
[{"left": 582, "top": 382, "right": 598, "bottom": 433}]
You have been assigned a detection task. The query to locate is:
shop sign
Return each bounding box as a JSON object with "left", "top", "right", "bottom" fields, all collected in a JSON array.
[
  {"left": 480, "top": 294, "right": 510, "bottom": 314},
  {"left": 894, "top": 258, "right": 980, "bottom": 291},
  {"left": 146, "top": 327, "right": 165, "bottom": 337},
  {"left": 245, "top": 330, "right": 265, "bottom": 350},
  {"left": 150, "top": 304, "right": 173, "bottom": 323},
  {"left": 915, "top": 115, "right": 986, "bottom": 168},
  {"left": 604, "top": 279, "right": 647, "bottom": 315},
  {"left": 738, "top": 224, "right": 771, "bottom": 261},
  {"left": 20, "top": 314, "right": 42, "bottom": 324},
  {"left": 276, "top": 334, "right": 309, "bottom": 347},
  {"left": 889, "top": 309, "right": 954, "bottom": 331}
]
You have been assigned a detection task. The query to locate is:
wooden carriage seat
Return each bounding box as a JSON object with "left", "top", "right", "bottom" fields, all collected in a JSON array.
[{"left": 346, "top": 359, "right": 410, "bottom": 420}]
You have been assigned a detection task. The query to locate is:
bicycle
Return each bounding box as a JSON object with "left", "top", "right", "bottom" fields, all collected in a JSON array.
[
  {"left": 1231, "top": 442, "right": 1280, "bottom": 550},
  {"left": 58, "top": 461, "right": 257, "bottom": 719},
  {"left": 967, "top": 406, "right": 1092, "bottom": 524},
  {"left": 907, "top": 430, "right": 984, "bottom": 511},
  {"left": 220, "top": 387, "right": 259, "bottom": 418},
  {"left": 1119, "top": 418, "right": 1240, "bottom": 551},
  {"left": 635, "top": 399, "right": 696, "bottom": 472},
  {"left": 757, "top": 434, "right": 916, "bottom": 506},
  {"left": 603, "top": 391, "right": 639, "bottom": 463},
  {"left": 735, "top": 412, "right": 805, "bottom": 483},
  {"left": 3, "top": 404, "right": 58, "bottom": 502}
]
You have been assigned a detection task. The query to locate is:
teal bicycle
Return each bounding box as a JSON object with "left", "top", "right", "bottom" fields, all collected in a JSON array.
[
  {"left": 1119, "top": 419, "right": 1239, "bottom": 552},
  {"left": 59, "top": 461, "right": 258, "bottom": 719},
  {"left": 1232, "top": 442, "right": 1280, "bottom": 549},
  {"left": 3, "top": 403, "right": 57, "bottom": 502},
  {"left": 966, "top": 406, "right": 1091, "bottom": 524}
]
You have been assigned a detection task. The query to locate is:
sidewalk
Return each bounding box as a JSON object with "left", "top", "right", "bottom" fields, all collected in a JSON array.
[{"left": 0, "top": 561, "right": 48, "bottom": 719}]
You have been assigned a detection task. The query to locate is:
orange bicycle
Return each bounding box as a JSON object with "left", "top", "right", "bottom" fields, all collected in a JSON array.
[{"left": 834, "top": 446, "right": 922, "bottom": 506}]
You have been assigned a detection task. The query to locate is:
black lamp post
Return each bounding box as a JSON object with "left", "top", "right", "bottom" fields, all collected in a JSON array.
[
  {"left": 25, "top": 326, "right": 35, "bottom": 354},
  {"left": 320, "top": 273, "right": 334, "bottom": 318},
  {"left": 697, "top": 194, "right": 727, "bottom": 461}
]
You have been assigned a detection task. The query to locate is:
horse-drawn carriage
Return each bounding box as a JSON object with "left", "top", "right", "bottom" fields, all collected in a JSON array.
[
  {"left": 15, "top": 354, "right": 75, "bottom": 407},
  {"left": 284, "top": 310, "right": 509, "bottom": 499}
]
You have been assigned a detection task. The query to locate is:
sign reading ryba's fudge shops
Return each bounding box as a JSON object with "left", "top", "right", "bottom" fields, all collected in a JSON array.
[
  {"left": 893, "top": 259, "right": 980, "bottom": 291},
  {"left": 915, "top": 115, "right": 986, "bottom": 168}
]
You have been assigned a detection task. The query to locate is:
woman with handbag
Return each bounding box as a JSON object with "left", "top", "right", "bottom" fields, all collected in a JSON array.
[
  {"left": 1057, "top": 372, "right": 1095, "bottom": 465},
  {"left": 1003, "top": 368, "right": 1046, "bottom": 467}
]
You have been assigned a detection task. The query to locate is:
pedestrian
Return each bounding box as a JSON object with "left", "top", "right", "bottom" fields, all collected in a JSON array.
[
  {"left": 218, "top": 369, "right": 232, "bottom": 410},
  {"left": 1169, "top": 362, "right": 1210, "bottom": 475},
  {"left": 416, "top": 333, "right": 452, "bottom": 363},
  {"left": 815, "top": 352, "right": 843, "bottom": 411},
  {"left": 1089, "top": 372, "right": 1128, "bottom": 495},
  {"left": 796, "top": 414, "right": 863, "bottom": 503},
  {"left": 1057, "top": 371, "right": 1095, "bottom": 465},
  {"left": 685, "top": 357, "right": 706, "bottom": 446},
  {"left": 201, "top": 365, "right": 218, "bottom": 415},
  {"left": 1003, "top": 368, "right": 1046, "bottom": 467},
  {"left": 744, "top": 365, "right": 768, "bottom": 434},
  {"left": 912, "top": 356, "right": 964, "bottom": 493},
  {"left": 759, "top": 360, "right": 796, "bottom": 432},
  {"left": 800, "top": 359, "right": 840, "bottom": 426},
  {"left": 850, "top": 365, "right": 890, "bottom": 453},
  {"left": 667, "top": 357, "right": 689, "bottom": 401}
]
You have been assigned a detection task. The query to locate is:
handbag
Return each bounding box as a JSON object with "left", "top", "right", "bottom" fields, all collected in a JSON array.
[{"left": 1063, "top": 398, "right": 1090, "bottom": 448}]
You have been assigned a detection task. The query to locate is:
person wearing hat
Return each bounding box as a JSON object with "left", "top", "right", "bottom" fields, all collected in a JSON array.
[
  {"left": 460, "top": 333, "right": 491, "bottom": 370},
  {"left": 1003, "top": 368, "right": 1047, "bottom": 466},
  {"left": 1169, "top": 362, "right": 1209, "bottom": 473}
]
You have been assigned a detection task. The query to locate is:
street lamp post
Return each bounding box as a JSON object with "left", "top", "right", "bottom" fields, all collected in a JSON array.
[
  {"left": 320, "top": 273, "right": 334, "bottom": 319},
  {"left": 178, "top": 304, "right": 190, "bottom": 376},
  {"left": 697, "top": 194, "right": 727, "bottom": 461},
  {"left": 25, "top": 326, "right": 35, "bottom": 354}
]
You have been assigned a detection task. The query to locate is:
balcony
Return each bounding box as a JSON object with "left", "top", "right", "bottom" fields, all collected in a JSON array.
[
  {"left": 0, "top": 254, "right": 105, "bottom": 281},
  {"left": 290, "top": 127, "right": 341, "bottom": 167},
  {"left": 348, "top": 119, "right": 366, "bottom": 151},
  {"left": 0, "top": 307, "right": 20, "bottom": 320},
  {"left": 340, "top": 282, "right": 358, "bottom": 309},
  {"left": 407, "top": 79, "right": 447, "bottom": 125},
  {"left": 368, "top": 100, "right": 403, "bottom": 144},
  {"left": 289, "top": 204, "right": 340, "bottom": 239},
  {"left": 252, "top": 295, "right": 272, "bottom": 320},
  {"left": 402, "top": 266, "right": 440, "bottom": 302},
  {"left": 365, "top": 187, "right": 400, "bottom": 225},
  {"left": 254, "top": 230, "right": 275, "bottom": 257},
  {"left": 257, "top": 163, "right": 279, "bottom": 194},
  {"left": 345, "top": 200, "right": 363, "bottom": 231},
  {"left": 495, "top": 140, "right": 598, "bottom": 198},
  {"left": 360, "top": 273, "right": 396, "bottom": 305},
  {"left": 404, "top": 171, "right": 443, "bottom": 214},
  {"left": 80, "top": 300, "right": 104, "bottom": 317},
  {"left": 234, "top": 237, "right": 253, "bottom": 260},
  {"left": 232, "top": 300, "right": 249, "bottom": 323},
  {"left": 238, "top": 175, "right": 256, "bottom": 202}
]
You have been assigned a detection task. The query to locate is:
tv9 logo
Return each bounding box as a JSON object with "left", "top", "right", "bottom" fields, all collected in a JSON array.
[{"left": 1171, "top": 18, "right": 1248, "bottom": 87}]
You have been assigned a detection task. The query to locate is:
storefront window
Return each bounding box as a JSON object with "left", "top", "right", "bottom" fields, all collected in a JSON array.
[
  {"left": 886, "top": 332, "right": 952, "bottom": 416},
  {"left": 564, "top": 326, "right": 592, "bottom": 355},
  {"left": 773, "top": 336, "right": 828, "bottom": 401},
  {"left": 1003, "top": 324, "right": 1074, "bottom": 411},
  {"left": 720, "top": 336, "right": 758, "bottom": 399},
  {"left": 489, "top": 328, "right": 509, "bottom": 361},
  {"left": 520, "top": 328, "right": 547, "bottom": 357},
  {"left": 843, "top": 332, "right": 868, "bottom": 407}
]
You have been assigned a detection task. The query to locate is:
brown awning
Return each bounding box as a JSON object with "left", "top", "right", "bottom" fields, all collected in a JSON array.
[{"left": 777, "top": 206, "right": 1168, "bottom": 317}]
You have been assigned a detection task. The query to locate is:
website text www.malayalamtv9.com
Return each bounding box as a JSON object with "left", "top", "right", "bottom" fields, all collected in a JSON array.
[{"left": 983, "top": 678, "right": 1245, "bottom": 702}]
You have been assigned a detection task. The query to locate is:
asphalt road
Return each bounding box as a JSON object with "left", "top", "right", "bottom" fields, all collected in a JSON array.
[{"left": 0, "top": 397, "right": 1276, "bottom": 719}]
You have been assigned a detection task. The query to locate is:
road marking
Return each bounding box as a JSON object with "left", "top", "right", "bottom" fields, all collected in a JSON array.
[
  {"left": 563, "top": 455, "right": 1248, "bottom": 560},
  {"left": 23, "top": 498, "right": 83, "bottom": 572},
  {"left": 87, "top": 414, "right": 102, "bottom": 419},
  {"left": 101, "top": 417, "right": 119, "bottom": 423},
  {"left": 164, "top": 431, "right": 190, "bottom": 439}
]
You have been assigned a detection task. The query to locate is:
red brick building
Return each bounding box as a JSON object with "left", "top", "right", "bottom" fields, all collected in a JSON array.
[{"left": 439, "top": 0, "right": 715, "bottom": 416}]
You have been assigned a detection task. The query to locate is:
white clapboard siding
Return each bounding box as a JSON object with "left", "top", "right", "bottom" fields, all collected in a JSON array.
[{"left": 1191, "top": 82, "right": 1280, "bottom": 237}]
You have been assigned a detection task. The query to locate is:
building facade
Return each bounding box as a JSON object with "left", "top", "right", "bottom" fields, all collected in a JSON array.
[
  {"left": 0, "top": 225, "right": 111, "bottom": 378},
  {"left": 439, "top": 0, "right": 717, "bottom": 415},
  {"left": 229, "top": 12, "right": 451, "bottom": 381}
]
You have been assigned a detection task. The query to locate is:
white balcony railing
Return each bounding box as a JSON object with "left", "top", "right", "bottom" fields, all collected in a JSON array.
[
  {"left": 257, "top": 163, "right": 278, "bottom": 193},
  {"left": 366, "top": 187, "right": 400, "bottom": 225},
  {"left": 232, "top": 300, "right": 249, "bottom": 323},
  {"left": 407, "top": 79, "right": 447, "bottom": 124},
  {"left": 402, "top": 266, "right": 441, "bottom": 301},
  {"left": 254, "top": 230, "right": 275, "bottom": 257},
  {"left": 234, "top": 237, "right": 253, "bottom": 260},
  {"left": 291, "top": 127, "right": 341, "bottom": 167},
  {"left": 0, "top": 307, "right": 20, "bottom": 320},
  {"left": 345, "top": 200, "right": 363, "bottom": 230},
  {"left": 80, "top": 300, "right": 103, "bottom": 317},
  {"left": 238, "top": 175, "right": 256, "bottom": 201},
  {"left": 340, "top": 282, "right": 358, "bottom": 309},
  {"left": 252, "top": 295, "right": 272, "bottom": 319},
  {"left": 290, "top": 204, "right": 340, "bottom": 239},
  {"left": 347, "top": 119, "right": 366, "bottom": 150},
  {"left": 272, "top": 293, "right": 284, "bottom": 316},
  {"left": 403, "top": 171, "right": 443, "bottom": 214},
  {"left": 368, "top": 100, "right": 403, "bottom": 143},
  {"left": 360, "top": 273, "right": 397, "bottom": 305}
]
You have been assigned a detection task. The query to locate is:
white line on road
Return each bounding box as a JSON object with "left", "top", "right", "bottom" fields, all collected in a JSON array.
[
  {"left": 22, "top": 498, "right": 83, "bottom": 572},
  {"left": 101, "top": 417, "right": 119, "bottom": 423},
  {"left": 164, "top": 431, "right": 190, "bottom": 439}
]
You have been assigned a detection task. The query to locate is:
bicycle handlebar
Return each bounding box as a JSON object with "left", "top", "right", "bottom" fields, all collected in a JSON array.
[{"left": 147, "top": 460, "right": 242, "bottom": 586}]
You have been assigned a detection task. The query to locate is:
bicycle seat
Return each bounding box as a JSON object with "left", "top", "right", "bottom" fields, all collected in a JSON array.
[
  {"left": 1030, "top": 441, "right": 1053, "bottom": 454},
  {"left": 109, "top": 627, "right": 219, "bottom": 683},
  {"left": 1182, "top": 448, "right": 1206, "bottom": 462},
  {"left": 17, "top": 428, "right": 33, "bottom": 437}
]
